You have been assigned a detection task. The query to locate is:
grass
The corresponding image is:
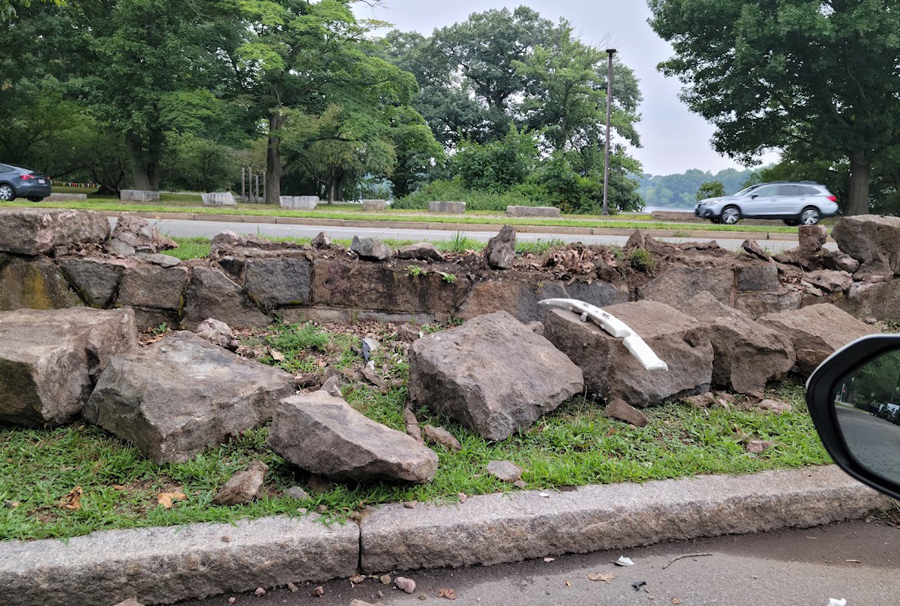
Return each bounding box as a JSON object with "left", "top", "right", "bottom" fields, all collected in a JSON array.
[
  {"left": 2, "top": 195, "right": 807, "bottom": 234},
  {"left": 0, "top": 321, "right": 831, "bottom": 542}
]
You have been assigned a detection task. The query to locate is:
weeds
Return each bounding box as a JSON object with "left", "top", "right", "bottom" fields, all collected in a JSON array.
[
  {"left": 407, "top": 265, "right": 426, "bottom": 278},
  {"left": 628, "top": 247, "right": 655, "bottom": 272}
]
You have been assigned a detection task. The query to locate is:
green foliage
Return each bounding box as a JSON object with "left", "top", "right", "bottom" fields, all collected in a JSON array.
[
  {"left": 406, "top": 265, "right": 426, "bottom": 278},
  {"left": 451, "top": 126, "right": 539, "bottom": 192},
  {"left": 628, "top": 247, "right": 655, "bottom": 272},
  {"left": 265, "top": 323, "right": 331, "bottom": 356},
  {"left": 696, "top": 180, "right": 726, "bottom": 201},
  {"left": 648, "top": 0, "right": 900, "bottom": 215},
  {"left": 151, "top": 322, "right": 169, "bottom": 336},
  {"left": 439, "top": 272, "right": 457, "bottom": 284},
  {"left": 637, "top": 168, "right": 759, "bottom": 209}
]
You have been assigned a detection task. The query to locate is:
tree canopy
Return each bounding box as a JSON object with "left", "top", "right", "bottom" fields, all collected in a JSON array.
[{"left": 648, "top": 0, "right": 900, "bottom": 215}]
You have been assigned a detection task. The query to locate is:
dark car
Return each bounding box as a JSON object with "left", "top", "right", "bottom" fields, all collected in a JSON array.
[{"left": 0, "top": 163, "right": 52, "bottom": 202}]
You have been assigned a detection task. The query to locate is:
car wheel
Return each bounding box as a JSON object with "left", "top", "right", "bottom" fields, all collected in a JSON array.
[
  {"left": 720, "top": 206, "right": 740, "bottom": 225},
  {"left": 783, "top": 219, "right": 799, "bottom": 226},
  {"left": 0, "top": 183, "right": 15, "bottom": 202},
  {"left": 800, "top": 207, "right": 822, "bottom": 225},
  {"left": 27, "top": 197, "right": 43, "bottom": 202}
]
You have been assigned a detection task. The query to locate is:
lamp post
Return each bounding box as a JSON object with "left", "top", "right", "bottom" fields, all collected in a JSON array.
[{"left": 602, "top": 48, "right": 617, "bottom": 216}]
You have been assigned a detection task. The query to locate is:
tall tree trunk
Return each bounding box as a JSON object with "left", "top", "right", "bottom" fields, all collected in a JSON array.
[
  {"left": 265, "top": 111, "right": 286, "bottom": 205},
  {"left": 846, "top": 148, "right": 871, "bottom": 216},
  {"left": 126, "top": 131, "right": 161, "bottom": 191}
]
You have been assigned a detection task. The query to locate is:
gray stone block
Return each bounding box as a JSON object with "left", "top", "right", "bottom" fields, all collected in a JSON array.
[
  {"left": 0, "top": 516, "right": 359, "bottom": 606},
  {"left": 737, "top": 264, "right": 780, "bottom": 292},
  {"left": 201, "top": 192, "right": 237, "bottom": 207},
  {"left": 360, "top": 466, "right": 889, "bottom": 572},
  {"left": 280, "top": 196, "right": 319, "bottom": 210},
  {"left": 362, "top": 199, "right": 388, "bottom": 211},
  {"left": 0, "top": 208, "right": 110, "bottom": 256},
  {"left": 429, "top": 201, "right": 466, "bottom": 213},
  {"left": 119, "top": 190, "right": 161, "bottom": 203},
  {"left": 506, "top": 205, "right": 561, "bottom": 217}
]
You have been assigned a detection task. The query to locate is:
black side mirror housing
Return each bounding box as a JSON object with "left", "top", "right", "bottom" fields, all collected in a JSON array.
[{"left": 807, "top": 334, "right": 900, "bottom": 500}]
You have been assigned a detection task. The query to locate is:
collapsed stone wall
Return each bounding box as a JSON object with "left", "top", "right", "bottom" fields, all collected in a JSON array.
[{"left": 1, "top": 209, "right": 899, "bottom": 332}]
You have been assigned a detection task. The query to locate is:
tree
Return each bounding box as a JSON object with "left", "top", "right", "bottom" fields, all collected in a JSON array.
[
  {"left": 451, "top": 126, "right": 538, "bottom": 192},
  {"left": 649, "top": 0, "right": 900, "bottom": 215},
  {"left": 696, "top": 180, "right": 725, "bottom": 201},
  {"left": 0, "top": 0, "right": 62, "bottom": 22}
]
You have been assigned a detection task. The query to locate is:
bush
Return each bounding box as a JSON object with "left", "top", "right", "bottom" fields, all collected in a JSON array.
[{"left": 392, "top": 178, "right": 553, "bottom": 212}]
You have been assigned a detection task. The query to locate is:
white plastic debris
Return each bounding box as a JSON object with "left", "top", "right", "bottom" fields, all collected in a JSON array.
[
  {"left": 827, "top": 599, "right": 847, "bottom": 606},
  {"left": 615, "top": 556, "right": 635, "bottom": 567},
  {"left": 539, "top": 492, "right": 552, "bottom": 498}
]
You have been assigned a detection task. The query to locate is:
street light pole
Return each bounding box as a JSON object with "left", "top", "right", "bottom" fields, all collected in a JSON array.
[{"left": 602, "top": 48, "right": 616, "bottom": 216}]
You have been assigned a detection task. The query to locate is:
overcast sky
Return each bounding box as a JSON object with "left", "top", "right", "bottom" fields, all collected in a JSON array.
[{"left": 355, "top": 0, "right": 778, "bottom": 177}]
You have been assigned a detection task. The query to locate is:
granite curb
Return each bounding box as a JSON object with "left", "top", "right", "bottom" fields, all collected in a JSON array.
[{"left": 0, "top": 466, "right": 890, "bottom": 606}]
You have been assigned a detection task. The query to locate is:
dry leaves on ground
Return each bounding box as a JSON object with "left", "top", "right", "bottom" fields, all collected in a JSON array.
[
  {"left": 157, "top": 491, "right": 187, "bottom": 509},
  {"left": 59, "top": 487, "right": 83, "bottom": 511},
  {"left": 437, "top": 588, "right": 457, "bottom": 600},
  {"left": 587, "top": 573, "right": 615, "bottom": 584}
]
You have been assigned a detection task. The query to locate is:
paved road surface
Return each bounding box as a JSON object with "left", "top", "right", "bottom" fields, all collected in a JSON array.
[
  {"left": 177, "top": 520, "right": 900, "bottom": 606},
  {"left": 837, "top": 406, "right": 900, "bottom": 484},
  {"left": 134, "top": 218, "right": 824, "bottom": 253}
]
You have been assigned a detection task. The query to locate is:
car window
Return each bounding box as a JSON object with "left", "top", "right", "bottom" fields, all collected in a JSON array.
[
  {"left": 800, "top": 186, "right": 820, "bottom": 195},
  {"left": 752, "top": 185, "right": 779, "bottom": 196},
  {"left": 775, "top": 185, "right": 798, "bottom": 196},
  {"left": 0, "top": 164, "right": 11, "bottom": 173}
]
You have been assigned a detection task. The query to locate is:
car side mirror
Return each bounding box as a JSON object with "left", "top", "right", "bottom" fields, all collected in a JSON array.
[{"left": 807, "top": 335, "right": 900, "bottom": 500}]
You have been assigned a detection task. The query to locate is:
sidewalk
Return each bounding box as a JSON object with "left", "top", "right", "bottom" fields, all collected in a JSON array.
[{"left": 0, "top": 466, "right": 887, "bottom": 606}]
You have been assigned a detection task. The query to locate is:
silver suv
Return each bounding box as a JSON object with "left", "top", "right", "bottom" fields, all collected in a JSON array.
[{"left": 695, "top": 181, "right": 840, "bottom": 225}]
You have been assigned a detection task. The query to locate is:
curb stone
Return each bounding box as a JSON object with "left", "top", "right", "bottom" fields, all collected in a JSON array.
[{"left": 0, "top": 467, "right": 889, "bottom": 606}]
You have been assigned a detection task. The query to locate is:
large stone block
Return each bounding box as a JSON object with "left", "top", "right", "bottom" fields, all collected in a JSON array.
[
  {"left": 832, "top": 215, "right": 900, "bottom": 277},
  {"left": 837, "top": 279, "right": 900, "bottom": 321},
  {"left": 243, "top": 257, "right": 312, "bottom": 309},
  {"left": 506, "top": 205, "right": 561, "bottom": 217},
  {"left": 735, "top": 289, "right": 802, "bottom": 319},
  {"left": 409, "top": 311, "right": 584, "bottom": 440},
  {"left": 361, "top": 199, "right": 387, "bottom": 211},
  {"left": 457, "top": 279, "right": 626, "bottom": 323},
  {"left": 736, "top": 264, "right": 780, "bottom": 292},
  {"left": 682, "top": 292, "right": 795, "bottom": 395},
  {"left": 429, "top": 201, "right": 466, "bottom": 213},
  {"left": 0, "top": 256, "right": 83, "bottom": 311},
  {"left": 311, "top": 259, "right": 469, "bottom": 321},
  {"left": 59, "top": 258, "right": 127, "bottom": 308},
  {"left": 119, "top": 190, "right": 160, "bottom": 202},
  {"left": 84, "top": 332, "right": 294, "bottom": 463},
  {"left": 759, "top": 303, "right": 876, "bottom": 376},
  {"left": 543, "top": 301, "right": 713, "bottom": 407},
  {"left": 0, "top": 308, "right": 137, "bottom": 426},
  {"left": 201, "top": 192, "right": 237, "bottom": 207},
  {"left": 182, "top": 266, "right": 271, "bottom": 330},
  {"left": 280, "top": 196, "right": 319, "bottom": 210},
  {"left": 117, "top": 264, "right": 189, "bottom": 311},
  {"left": 268, "top": 391, "right": 438, "bottom": 483},
  {"left": 0, "top": 209, "right": 110, "bottom": 256},
  {"left": 638, "top": 266, "right": 735, "bottom": 310}
]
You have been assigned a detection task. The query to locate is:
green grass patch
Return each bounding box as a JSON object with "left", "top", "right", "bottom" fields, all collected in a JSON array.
[{"left": 0, "top": 321, "right": 830, "bottom": 542}]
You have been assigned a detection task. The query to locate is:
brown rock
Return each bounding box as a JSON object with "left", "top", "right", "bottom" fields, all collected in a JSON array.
[
  {"left": 804, "top": 270, "right": 853, "bottom": 293},
  {"left": 638, "top": 266, "right": 735, "bottom": 309},
  {"left": 310, "top": 232, "right": 332, "bottom": 248},
  {"left": 742, "top": 240, "right": 772, "bottom": 262},
  {"left": 798, "top": 224, "right": 828, "bottom": 255},
  {"left": 486, "top": 460, "right": 524, "bottom": 483},
  {"left": 757, "top": 399, "right": 792, "bottom": 414},
  {"left": 351, "top": 236, "right": 393, "bottom": 261},
  {"left": 110, "top": 213, "right": 177, "bottom": 253},
  {"left": 604, "top": 398, "right": 649, "bottom": 427},
  {"left": 746, "top": 440, "right": 775, "bottom": 454},
  {"left": 484, "top": 225, "right": 516, "bottom": 269},
  {"left": 832, "top": 215, "right": 900, "bottom": 277},
  {"left": 395, "top": 577, "right": 416, "bottom": 594},
  {"left": 397, "top": 243, "right": 445, "bottom": 262},
  {"left": 422, "top": 425, "right": 462, "bottom": 451},
  {"left": 0, "top": 208, "right": 110, "bottom": 256},
  {"left": 213, "top": 462, "right": 268, "bottom": 505}
]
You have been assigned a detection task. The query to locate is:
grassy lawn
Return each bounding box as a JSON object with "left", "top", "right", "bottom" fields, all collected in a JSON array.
[
  {"left": 0, "top": 320, "right": 830, "bottom": 542},
  {"left": 9, "top": 191, "right": 806, "bottom": 234}
]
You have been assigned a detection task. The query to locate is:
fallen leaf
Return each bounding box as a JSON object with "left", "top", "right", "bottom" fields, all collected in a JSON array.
[
  {"left": 59, "top": 487, "right": 83, "bottom": 511},
  {"left": 349, "top": 574, "right": 365, "bottom": 584},
  {"left": 672, "top": 599, "right": 682, "bottom": 605},
  {"left": 270, "top": 349, "right": 285, "bottom": 362},
  {"left": 157, "top": 491, "right": 187, "bottom": 509},
  {"left": 437, "top": 587, "right": 457, "bottom": 600},
  {"left": 112, "top": 485, "right": 127, "bottom": 491},
  {"left": 587, "top": 573, "right": 615, "bottom": 584}
]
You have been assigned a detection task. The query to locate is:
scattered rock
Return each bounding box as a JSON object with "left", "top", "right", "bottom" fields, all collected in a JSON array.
[
  {"left": 625, "top": 229, "right": 646, "bottom": 249},
  {"left": 746, "top": 440, "right": 775, "bottom": 454},
  {"left": 0, "top": 208, "right": 110, "bottom": 256},
  {"left": 758, "top": 304, "right": 875, "bottom": 376},
  {"left": 310, "top": 232, "right": 332, "bottom": 248},
  {"left": 136, "top": 253, "right": 181, "bottom": 268},
  {"left": 0, "top": 308, "right": 137, "bottom": 427},
  {"left": 397, "top": 323, "right": 422, "bottom": 342},
  {"left": 398, "top": 243, "right": 445, "bottom": 262},
  {"left": 741, "top": 240, "right": 772, "bottom": 262},
  {"left": 681, "top": 292, "right": 795, "bottom": 396},
  {"left": 395, "top": 577, "right": 417, "bottom": 594},
  {"left": 312, "top": 585, "right": 324, "bottom": 597},
  {"left": 287, "top": 582, "right": 299, "bottom": 592},
  {"left": 757, "top": 399, "right": 792, "bottom": 414},
  {"left": 827, "top": 252, "right": 861, "bottom": 274},
  {"left": 736, "top": 264, "right": 780, "bottom": 292},
  {"left": 110, "top": 213, "right": 177, "bottom": 253},
  {"left": 254, "top": 587, "right": 266, "bottom": 597},
  {"left": 352, "top": 236, "right": 394, "bottom": 261},
  {"left": 484, "top": 225, "right": 517, "bottom": 269},
  {"left": 798, "top": 224, "right": 828, "bottom": 255},
  {"left": 544, "top": 301, "right": 713, "bottom": 407},
  {"left": 486, "top": 460, "right": 525, "bottom": 483},
  {"left": 380, "top": 574, "right": 393, "bottom": 585},
  {"left": 638, "top": 266, "right": 735, "bottom": 309},
  {"left": 409, "top": 311, "right": 583, "bottom": 440},
  {"left": 113, "top": 599, "right": 144, "bottom": 606},
  {"left": 268, "top": 391, "right": 439, "bottom": 483},
  {"left": 194, "top": 318, "right": 239, "bottom": 350},
  {"left": 422, "top": 425, "right": 462, "bottom": 451},
  {"left": 804, "top": 270, "right": 854, "bottom": 293},
  {"left": 285, "top": 486, "right": 310, "bottom": 501},
  {"left": 350, "top": 574, "right": 366, "bottom": 584},
  {"left": 213, "top": 461, "right": 268, "bottom": 506},
  {"left": 604, "top": 398, "right": 649, "bottom": 427},
  {"left": 320, "top": 374, "right": 342, "bottom": 398},
  {"left": 84, "top": 332, "right": 294, "bottom": 463},
  {"left": 683, "top": 393, "right": 716, "bottom": 408},
  {"left": 832, "top": 215, "right": 900, "bottom": 277}
]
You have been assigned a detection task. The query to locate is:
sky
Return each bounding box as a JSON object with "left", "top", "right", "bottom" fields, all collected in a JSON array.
[{"left": 354, "top": 0, "right": 779, "bottom": 177}]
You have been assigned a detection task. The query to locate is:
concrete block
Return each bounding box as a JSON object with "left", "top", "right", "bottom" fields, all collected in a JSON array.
[
  {"left": 119, "top": 190, "right": 161, "bottom": 203},
  {"left": 506, "top": 205, "right": 561, "bottom": 217},
  {"left": 362, "top": 199, "right": 388, "bottom": 211},
  {"left": 429, "top": 201, "right": 466, "bottom": 214},
  {"left": 280, "top": 196, "right": 319, "bottom": 210},
  {"left": 43, "top": 193, "right": 88, "bottom": 201},
  {"left": 360, "top": 466, "right": 889, "bottom": 573},
  {"left": 0, "top": 516, "right": 359, "bottom": 606},
  {"left": 201, "top": 192, "right": 237, "bottom": 207}
]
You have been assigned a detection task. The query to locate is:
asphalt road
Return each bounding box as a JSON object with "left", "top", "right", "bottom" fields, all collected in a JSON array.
[
  {"left": 177, "top": 520, "right": 900, "bottom": 606},
  {"left": 136, "top": 218, "right": 818, "bottom": 253},
  {"left": 837, "top": 406, "right": 900, "bottom": 485}
]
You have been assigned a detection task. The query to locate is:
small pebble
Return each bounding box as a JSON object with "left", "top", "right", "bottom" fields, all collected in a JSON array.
[
  {"left": 403, "top": 501, "right": 418, "bottom": 509},
  {"left": 380, "top": 574, "right": 392, "bottom": 585},
  {"left": 228, "top": 599, "right": 236, "bottom": 605},
  {"left": 254, "top": 587, "right": 266, "bottom": 596},
  {"left": 287, "top": 582, "right": 298, "bottom": 592},
  {"left": 313, "top": 585, "right": 324, "bottom": 597},
  {"left": 395, "top": 576, "right": 416, "bottom": 594}
]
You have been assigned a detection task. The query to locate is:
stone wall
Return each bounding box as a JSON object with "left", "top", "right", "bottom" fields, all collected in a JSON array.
[{"left": 1, "top": 208, "right": 899, "bottom": 331}]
